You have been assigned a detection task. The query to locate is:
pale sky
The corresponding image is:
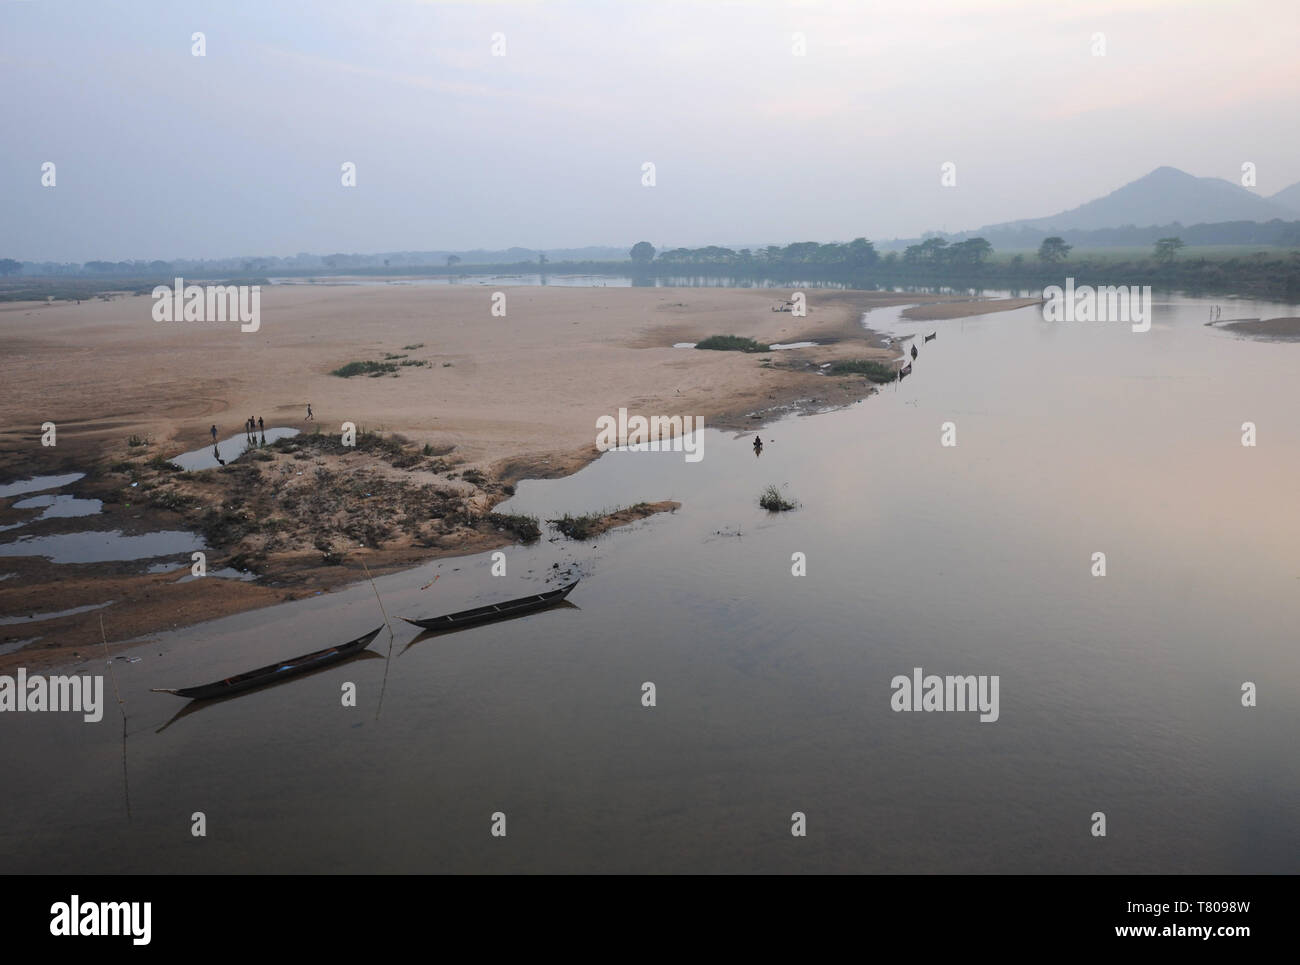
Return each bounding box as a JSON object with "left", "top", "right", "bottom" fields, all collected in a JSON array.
[{"left": 2, "top": 0, "right": 1297, "bottom": 261}]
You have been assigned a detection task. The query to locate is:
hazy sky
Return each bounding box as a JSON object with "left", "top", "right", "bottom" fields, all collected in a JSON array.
[{"left": 3, "top": 0, "right": 1298, "bottom": 261}]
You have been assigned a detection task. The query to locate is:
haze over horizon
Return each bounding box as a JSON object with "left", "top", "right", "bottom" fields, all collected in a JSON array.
[{"left": 3, "top": 0, "right": 1299, "bottom": 262}]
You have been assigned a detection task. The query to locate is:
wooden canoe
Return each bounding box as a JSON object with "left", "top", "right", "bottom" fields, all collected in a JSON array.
[
  {"left": 402, "top": 580, "right": 579, "bottom": 632},
  {"left": 151, "top": 625, "right": 384, "bottom": 700}
]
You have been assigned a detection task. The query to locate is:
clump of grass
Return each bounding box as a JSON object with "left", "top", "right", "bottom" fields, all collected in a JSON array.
[
  {"left": 402, "top": 343, "right": 425, "bottom": 350},
  {"left": 147, "top": 453, "right": 180, "bottom": 471},
  {"left": 827, "top": 359, "right": 897, "bottom": 382},
  {"left": 148, "top": 488, "right": 195, "bottom": 512},
  {"left": 695, "top": 335, "right": 771, "bottom": 353},
  {"left": 461, "top": 468, "right": 487, "bottom": 486},
  {"left": 382, "top": 352, "right": 408, "bottom": 360},
  {"left": 549, "top": 502, "right": 654, "bottom": 540},
  {"left": 314, "top": 535, "right": 344, "bottom": 565},
  {"left": 486, "top": 512, "right": 541, "bottom": 543},
  {"left": 331, "top": 360, "right": 399, "bottom": 378},
  {"left": 399, "top": 358, "right": 430, "bottom": 367},
  {"left": 551, "top": 512, "right": 604, "bottom": 541},
  {"left": 759, "top": 484, "right": 798, "bottom": 512},
  {"left": 127, "top": 434, "right": 148, "bottom": 448}
]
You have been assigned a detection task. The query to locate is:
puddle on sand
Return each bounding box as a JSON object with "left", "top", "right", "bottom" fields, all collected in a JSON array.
[
  {"left": 170, "top": 428, "right": 300, "bottom": 471},
  {"left": 0, "top": 473, "right": 85, "bottom": 499},
  {"left": 174, "top": 567, "right": 257, "bottom": 583},
  {"left": 0, "top": 600, "right": 113, "bottom": 627},
  {"left": 0, "top": 530, "right": 203, "bottom": 564},
  {"left": 674, "top": 341, "right": 818, "bottom": 350},
  {"left": 0, "top": 638, "right": 40, "bottom": 656},
  {"left": 1, "top": 493, "right": 101, "bottom": 534},
  {"left": 145, "top": 562, "right": 254, "bottom": 581},
  {"left": 11, "top": 494, "right": 103, "bottom": 520}
]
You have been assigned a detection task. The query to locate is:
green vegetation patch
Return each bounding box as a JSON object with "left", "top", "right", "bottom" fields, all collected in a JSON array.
[
  {"left": 695, "top": 335, "right": 771, "bottom": 353},
  {"left": 759, "top": 485, "right": 798, "bottom": 512},
  {"left": 486, "top": 512, "right": 541, "bottom": 543},
  {"left": 331, "top": 360, "right": 399, "bottom": 378},
  {"left": 827, "top": 359, "right": 897, "bottom": 382}
]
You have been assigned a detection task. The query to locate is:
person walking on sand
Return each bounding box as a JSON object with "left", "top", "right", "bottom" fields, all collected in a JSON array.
[
  {"left": 306, "top": 403, "right": 314, "bottom": 422},
  {"left": 210, "top": 424, "right": 218, "bottom": 443},
  {"left": 257, "top": 416, "right": 264, "bottom": 435}
]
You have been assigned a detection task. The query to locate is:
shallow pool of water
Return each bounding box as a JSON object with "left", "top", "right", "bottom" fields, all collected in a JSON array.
[
  {"left": 11, "top": 493, "right": 103, "bottom": 520},
  {"left": 0, "top": 529, "right": 204, "bottom": 564},
  {"left": 174, "top": 567, "right": 257, "bottom": 584},
  {"left": 0, "top": 473, "right": 85, "bottom": 499},
  {"left": 0, "top": 600, "right": 114, "bottom": 627},
  {"left": 170, "top": 428, "right": 300, "bottom": 471}
]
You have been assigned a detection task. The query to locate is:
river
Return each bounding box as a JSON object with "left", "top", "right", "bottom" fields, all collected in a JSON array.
[{"left": 2, "top": 292, "right": 1297, "bottom": 873}]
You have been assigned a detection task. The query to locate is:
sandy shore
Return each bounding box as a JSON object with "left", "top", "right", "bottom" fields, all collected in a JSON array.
[
  {"left": 0, "top": 284, "right": 939, "bottom": 472},
  {"left": 0, "top": 284, "right": 1020, "bottom": 666},
  {"left": 902, "top": 297, "right": 1042, "bottom": 321}
]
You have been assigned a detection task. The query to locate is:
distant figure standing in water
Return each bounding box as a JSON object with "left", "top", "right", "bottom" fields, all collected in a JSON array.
[
  {"left": 306, "top": 403, "right": 314, "bottom": 422},
  {"left": 753, "top": 435, "right": 763, "bottom": 456},
  {"left": 257, "top": 416, "right": 264, "bottom": 435},
  {"left": 910, "top": 344, "right": 918, "bottom": 360}
]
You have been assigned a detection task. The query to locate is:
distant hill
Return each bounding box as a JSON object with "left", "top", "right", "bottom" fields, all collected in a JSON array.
[
  {"left": 974, "top": 166, "right": 1296, "bottom": 235},
  {"left": 1269, "top": 181, "right": 1300, "bottom": 215}
]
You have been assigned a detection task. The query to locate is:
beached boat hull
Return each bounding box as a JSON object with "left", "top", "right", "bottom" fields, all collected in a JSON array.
[
  {"left": 402, "top": 580, "right": 579, "bottom": 632},
  {"left": 152, "top": 626, "right": 384, "bottom": 700}
]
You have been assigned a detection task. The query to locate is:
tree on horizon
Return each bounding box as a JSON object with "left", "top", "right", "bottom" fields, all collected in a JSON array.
[
  {"left": 1038, "top": 237, "right": 1072, "bottom": 264},
  {"left": 630, "top": 241, "right": 656, "bottom": 264},
  {"left": 1154, "top": 237, "right": 1185, "bottom": 264}
]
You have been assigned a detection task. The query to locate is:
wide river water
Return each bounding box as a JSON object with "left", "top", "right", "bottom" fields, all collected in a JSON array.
[{"left": 2, "top": 292, "right": 1297, "bottom": 873}]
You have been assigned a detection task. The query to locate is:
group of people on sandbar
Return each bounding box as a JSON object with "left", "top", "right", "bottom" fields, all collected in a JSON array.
[{"left": 202, "top": 404, "right": 315, "bottom": 465}]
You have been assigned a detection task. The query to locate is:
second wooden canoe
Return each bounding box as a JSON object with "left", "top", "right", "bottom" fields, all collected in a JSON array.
[{"left": 402, "top": 580, "right": 579, "bottom": 632}]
